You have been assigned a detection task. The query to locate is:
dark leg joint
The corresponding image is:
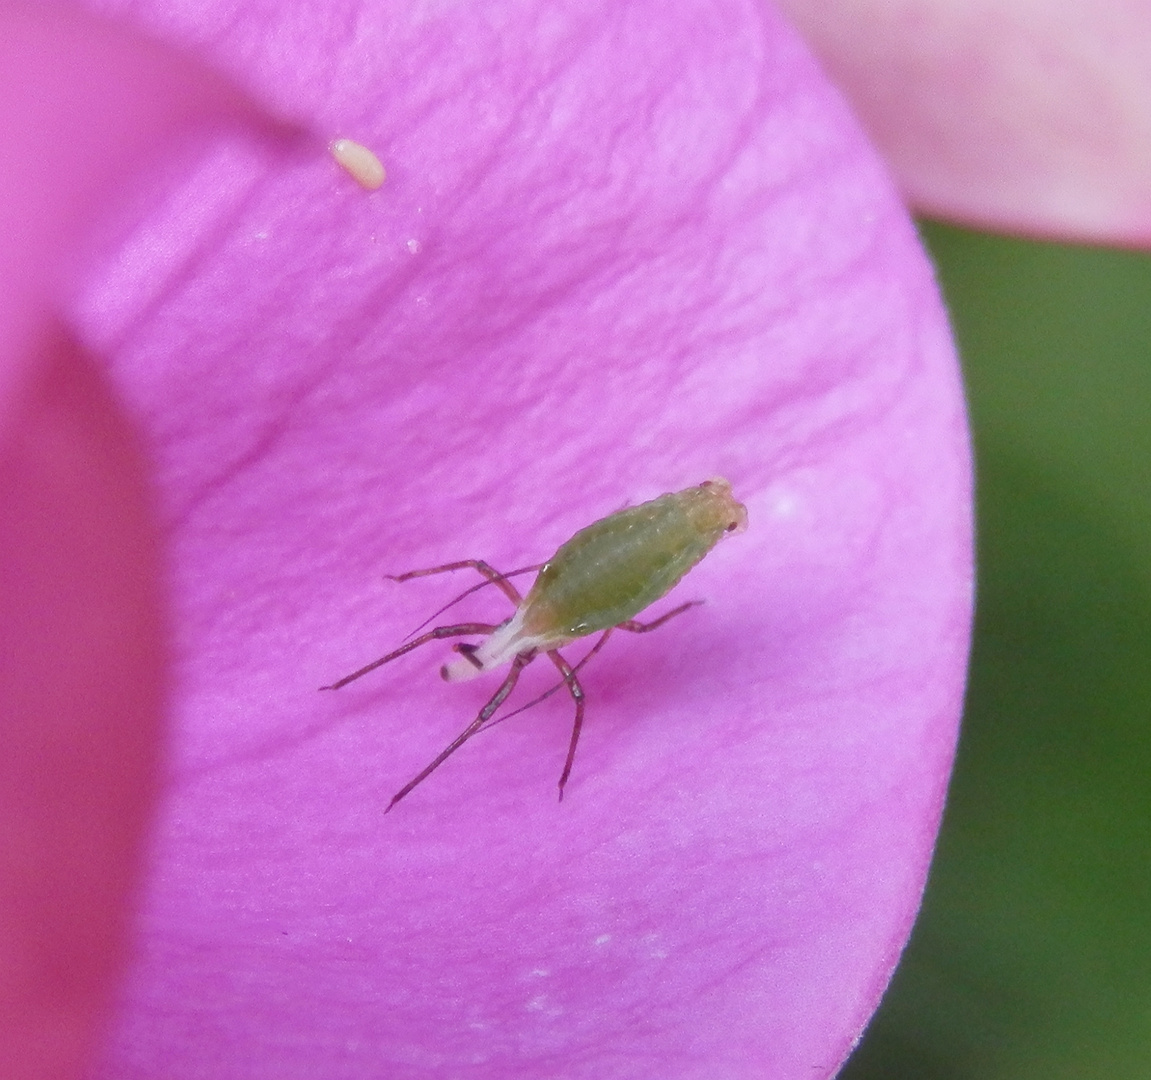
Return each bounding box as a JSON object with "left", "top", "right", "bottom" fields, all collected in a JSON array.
[{"left": 454, "top": 642, "right": 485, "bottom": 670}]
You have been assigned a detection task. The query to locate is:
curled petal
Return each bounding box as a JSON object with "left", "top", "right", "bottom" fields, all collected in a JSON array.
[{"left": 0, "top": 7, "right": 276, "bottom": 1079}]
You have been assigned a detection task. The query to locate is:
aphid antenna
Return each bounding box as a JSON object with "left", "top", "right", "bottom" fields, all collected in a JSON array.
[
  {"left": 391, "top": 563, "right": 544, "bottom": 643},
  {"left": 384, "top": 652, "right": 533, "bottom": 812}
]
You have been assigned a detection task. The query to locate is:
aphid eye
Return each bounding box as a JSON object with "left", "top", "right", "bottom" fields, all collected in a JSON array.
[{"left": 725, "top": 521, "right": 739, "bottom": 532}]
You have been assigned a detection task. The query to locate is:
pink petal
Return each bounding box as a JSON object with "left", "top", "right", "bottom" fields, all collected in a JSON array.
[
  {"left": 0, "top": 8, "right": 273, "bottom": 1079},
  {"left": 780, "top": 0, "right": 1151, "bottom": 243},
  {"left": 0, "top": 331, "right": 161, "bottom": 1080},
  {"left": 67, "top": 1, "right": 970, "bottom": 1077}
]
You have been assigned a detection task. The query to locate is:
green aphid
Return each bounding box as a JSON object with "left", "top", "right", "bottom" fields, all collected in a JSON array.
[{"left": 323, "top": 478, "right": 748, "bottom": 810}]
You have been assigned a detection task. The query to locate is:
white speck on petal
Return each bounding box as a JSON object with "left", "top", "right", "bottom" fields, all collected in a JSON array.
[
  {"left": 593, "top": 934, "right": 612, "bottom": 947},
  {"left": 769, "top": 489, "right": 798, "bottom": 518},
  {"left": 330, "top": 138, "right": 386, "bottom": 190},
  {"left": 524, "top": 994, "right": 563, "bottom": 1018},
  {"left": 406, "top": 238, "right": 421, "bottom": 254},
  {"left": 640, "top": 932, "right": 670, "bottom": 959}
]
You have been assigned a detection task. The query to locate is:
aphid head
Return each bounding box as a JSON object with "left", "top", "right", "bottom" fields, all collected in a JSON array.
[{"left": 699, "top": 477, "right": 749, "bottom": 537}]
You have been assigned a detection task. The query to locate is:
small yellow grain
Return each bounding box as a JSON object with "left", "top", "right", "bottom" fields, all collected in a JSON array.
[{"left": 329, "top": 138, "right": 386, "bottom": 191}]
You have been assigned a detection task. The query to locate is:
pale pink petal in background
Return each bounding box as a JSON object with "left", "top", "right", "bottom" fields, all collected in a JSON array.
[
  {"left": 781, "top": 0, "right": 1151, "bottom": 243},
  {"left": 8, "top": 0, "right": 971, "bottom": 1077}
]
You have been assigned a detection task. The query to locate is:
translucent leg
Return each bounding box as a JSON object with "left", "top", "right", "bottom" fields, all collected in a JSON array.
[
  {"left": 616, "top": 600, "right": 701, "bottom": 633},
  {"left": 548, "top": 649, "right": 586, "bottom": 802},
  {"left": 320, "top": 622, "right": 498, "bottom": 690},
  {"left": 482, "top": 601, "right": 702, "bottom": 731},
  {"left": 388, "top": 559, "right": 535, "bottom": 607},
  {"left": 386, "top": 651, "right": 533, "bottom": 811},
  {"left": 485, "top": 631, "right": 613, "bottom": 730},
  {"left": 391, "top": 562, "right": 543, "bottom": 643}
]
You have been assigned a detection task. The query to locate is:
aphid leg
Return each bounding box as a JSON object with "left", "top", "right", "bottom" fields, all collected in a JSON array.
[
  {"left": 547, "top": 649, "right": 588, "bottom": 802},
  {"left": 388, "top": 560, "right": 528, "bottom": 608},
  {"left": 386, "top": 651, "right": 534, "bottom": 811},
  {"left": 320, "top": 622, "right": 498, "bottom": 690},
  {"left": 483, "top": 630, "right": 614, "bottom": 730},
  {"left": 395, "top": 564, "right": 544, "bottom": 643},
  {"left": 477, "top": 603, "right": 702, "bottom": 767},
  {"left": 616, "top": 600, "right": 703, "bottom": 633}
]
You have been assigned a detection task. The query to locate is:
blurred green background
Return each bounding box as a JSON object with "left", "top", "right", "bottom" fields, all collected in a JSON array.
[{"left": 841, "top": 222, "right": 1151, "bottom": 1079}]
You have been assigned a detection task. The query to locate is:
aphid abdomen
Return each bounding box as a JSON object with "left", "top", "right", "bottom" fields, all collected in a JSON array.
[{"left": 522, "top": 479, "right": 747, "bottom": 640}]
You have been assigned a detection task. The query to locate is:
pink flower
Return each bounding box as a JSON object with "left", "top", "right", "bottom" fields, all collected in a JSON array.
[{"left": 0, "top": 1, "right": 991, "bottom": 1077}]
